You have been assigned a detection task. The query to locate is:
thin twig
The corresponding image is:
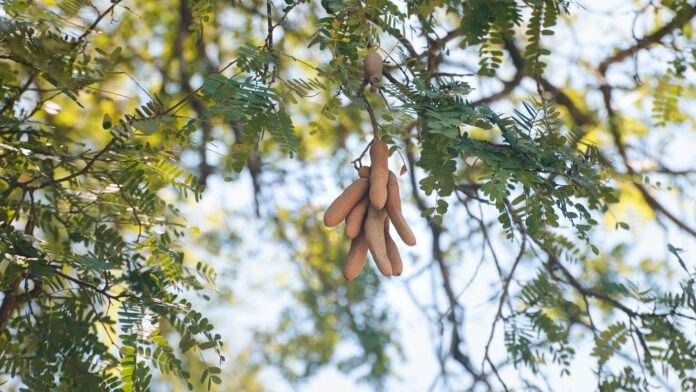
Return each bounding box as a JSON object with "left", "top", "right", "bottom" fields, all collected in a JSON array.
[{"left": 480, "top": 232, "right": 526, "bottom": 391}]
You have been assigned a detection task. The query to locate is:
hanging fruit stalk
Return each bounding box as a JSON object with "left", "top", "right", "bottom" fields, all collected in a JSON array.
[
  {"left": 324, "top": 145, "right": 416, "bottom": 279},
  {"left": 321, "top": 52, "right": 417, "bottom": 280}
]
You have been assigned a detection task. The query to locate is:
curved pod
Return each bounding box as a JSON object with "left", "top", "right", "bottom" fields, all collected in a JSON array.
[
  {"left": 343, "top": 233, "right": 368, "bottom": 280},
  {"left": 345, "top": 196, "right": 369, "bottom": 239},
  {"left": 365, "top": 206, "right": 392, "bottom": 277},
  {"left": 323, "top": 178, "right": 369, "bottom": 227},
  {"left": 384, "top": 218, "right": 404, "bottom": 276},
  {"left": 386, "top": 171, "right": 416, "bottom": 246}
]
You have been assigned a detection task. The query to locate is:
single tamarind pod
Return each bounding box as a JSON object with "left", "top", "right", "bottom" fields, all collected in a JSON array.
[
  {"left": 383, "top": 218, "right": 404, "bottom": 276},
  {"left": 386, "top": 170, "right": 416, "bottom": 246},
  {"left": 343, "top": 232, "right": 368, "bottom": 280},
  {"left": 363, "top": 52, "right": 383, "bottom": 84},
  {"left": 383, "top": 218, "right": 403, "bottom": 276},
  {"left": 365, "top": 206, "right": 392, "bottom": 277},
  {"left": 323, "top": 178, "right": 369, "bottom": 227},
  {"left": 385, "top": 235, "right": 403, "bottom": 276},
  {"left": 345, "top": 196, "right": 369, "bottom": 239},
  {"left": 369, "top": 140, "right": 389, "bottom": 209},
  {"left": 358, "top": 165, "right": 370, "bottom": 178}
]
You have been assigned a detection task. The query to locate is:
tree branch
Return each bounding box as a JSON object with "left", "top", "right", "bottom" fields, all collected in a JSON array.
[
  {"left": 365, "top": 13, "right": 418, "bottom": 58},
  {"left": 404, "top": 141, "right": 492, "bottom": 389},
  {"left": 598, "top": 5, "right": 696, "bottom": 75}
]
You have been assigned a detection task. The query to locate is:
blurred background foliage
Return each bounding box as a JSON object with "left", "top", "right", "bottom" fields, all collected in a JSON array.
[{"left": 0, "top": 0, "right": 695, "bottom": 391}]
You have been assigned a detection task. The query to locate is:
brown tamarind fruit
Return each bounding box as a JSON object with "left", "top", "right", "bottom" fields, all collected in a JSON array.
[
  {"left": 384, "top": 219, "right": 404, "bottom": 276},
  {"left": 324, "top": 178, "right": 369, "bottom": 227},
  {"left": 343, "top": 232, "right": 368, "bottom": 280},
  {"left": 365, "top": 206, "right": 392, "bottom": 277},
  {"left": 345, "top": 196, "right": 369, "bottom": 239},
  {"left": 369, "top": 140, "right": 389, "bottom": 209},
  {"left": 358, "top": 165, "right": 370, "bottom": 178},
  {"left": 363, "top": 52, "right": 383, "bottom": 84},
  {"left": 386, "top": 170, "right": 416, "bottom": 246}
]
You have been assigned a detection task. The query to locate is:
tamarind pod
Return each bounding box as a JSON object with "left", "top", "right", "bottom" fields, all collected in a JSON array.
[
  {"left": 365, "top": 206, "right": 392, "bottom": 277},
  {"left": 385, "top": 234, "right": 404, "bottom": 276},
  {"left": 323, "top": 178, "right": 369, "bottom": 227},
  {"left": 383, "top": 218, "right": 404, "bottom": 276},
  {"left": 345, "top": 196, "right": 369, "bottom": 239},
  {"left": 386, "top": 170, "right": 416, "bottom": 246},
  {"left": 363, "top": 52, "right": 383, "bottom": 84},
  {"left": 358, "top": 165, "right": 370, "bottom": 179},
  {"left": 385, "top": 236, "right": 403, "bottom": 276},
  {"left": 343, "top": 233, "right": 368, "bottom": 280},
  {"left": 369, "top": 140, "right": 389, "bottom": 209}
]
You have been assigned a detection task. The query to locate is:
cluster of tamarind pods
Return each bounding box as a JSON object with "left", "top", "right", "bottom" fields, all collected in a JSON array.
[{"left": 323, "top": 139, "right": 416, "bottom": 280}]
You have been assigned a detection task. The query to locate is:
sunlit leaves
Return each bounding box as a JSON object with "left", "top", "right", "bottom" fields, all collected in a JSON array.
[
  {"left": 201, "top": 74, "right": 299, "bottom": 170},
  {"left": 460, "top": 0, "right": 521, "bottom": 76},
  {"left": 190, "top": 0, "right": 215, "bottom": 39},
  {"left": 0, "top": 7, "right": 222, "bottom": 390},
  {"left": 524, "top": 0, "right": 564, "bottom": 76},
  {"left": 408, "top": 80, "right": 616, "bottom": 250},
  {"left": 266, "top": 109, "right": 299, "bottom": 157},
  {"left": 652, "top": 72, "right": 686, "bottom": 127},
  {"left": 592, "top": 322, "right": 629, "bottom": 366}
]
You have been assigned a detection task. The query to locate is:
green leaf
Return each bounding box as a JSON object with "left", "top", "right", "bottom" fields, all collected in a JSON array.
[
  {"left": 102, "top": 113, "right": 112, "bottom": 129},
  {"left": 668, "top": 244, "right": 688, "bottom": 274},
  {"left": 267, "top": 110, "right": 299, "bottom": 157},
  {"left": 132, "top": 119, "right": 159, "bottom": 134}
]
